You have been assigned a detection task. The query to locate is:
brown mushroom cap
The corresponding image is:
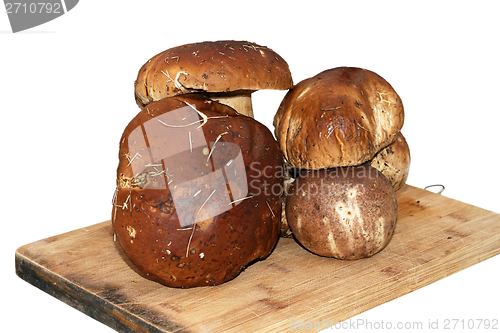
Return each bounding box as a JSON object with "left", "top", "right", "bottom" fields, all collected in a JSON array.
[
  {"left": 112, "top": 95, "right": 283, "bottom": 288},
  {"left": 134, "top": 40, "right": 293, "bottom": 118},
  {"left": 286, "top": 165, "right": 398, "bottom": 259},
  {"left": 369, "top": 132, "right": 411, "bottom": 191},
  {"left": 274, "top": 67, "right": 404, "bottom": 169}
]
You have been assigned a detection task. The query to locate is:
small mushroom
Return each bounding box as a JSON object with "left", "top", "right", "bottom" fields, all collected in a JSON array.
[
  {"left": 134, "top": 40, "right": 293, "bottom": 118},
  {"left": 369, "top": 132, "right": 411, "bottom": 191},
  {"left": 286, "top": 165, "right": 398, "bottom": 259}
]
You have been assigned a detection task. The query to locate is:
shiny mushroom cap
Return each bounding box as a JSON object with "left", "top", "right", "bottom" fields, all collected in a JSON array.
[
  {"left": 113, "top": 95, "right": 283, "bottom": 288},
  {"left": 274, "top": 67, "right": 404, "bottom": 169}
]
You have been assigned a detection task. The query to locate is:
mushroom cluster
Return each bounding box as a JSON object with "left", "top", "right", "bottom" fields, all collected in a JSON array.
[
  {"left": 112, "top": 41, "right": 412, "bottom": 288},
  {"left": 274, "top": 67, "right": 410, "bottom": 259}
]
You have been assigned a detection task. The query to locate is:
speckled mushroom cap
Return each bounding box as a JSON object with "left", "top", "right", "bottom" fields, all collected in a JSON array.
[
  {"left": 286, "top": 165, "right": 398, "bottom": 259},
  {"left": 134, "top": 40, "right": 293, "bottom": 117},
  {"left": 112, "top": 95, "right": 283, "bottom": 288},
  {"left": 369, "top": 132, "right": 410, "bottom": 191},
  {"left": 274, "top": 67, "right": 404, "bottom": 169}
]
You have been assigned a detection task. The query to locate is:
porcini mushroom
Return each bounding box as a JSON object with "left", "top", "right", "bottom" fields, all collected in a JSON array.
[
  {"left": 369, "top": 132, "right": 411, "bottom": 191},
  {"left": 134, "top": 40, "right": 293, "bottom": 118},
  {"left": 112, "top": 95, "right": 283, "bottom": 288},
  {"left": 286, "top": 165, "right": 398, "bottom": 259},
  {"left": 274, "top": 67, "right": 404, "bottom": 169}
]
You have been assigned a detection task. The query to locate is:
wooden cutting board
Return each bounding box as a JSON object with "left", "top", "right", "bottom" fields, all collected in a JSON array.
[{"left": 15, "top": 185, "right": 500, "bottom": 333}]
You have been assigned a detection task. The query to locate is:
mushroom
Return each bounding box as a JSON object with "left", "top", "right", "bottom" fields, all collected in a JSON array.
[
  {"left": 112, "top": 95, "right": 283, "bottom": 288},
  {"left": 286, "top": 165, "right": 398, "bottom": 259},
  {"left": 274, "top": 67, "right": 405, "bottom": 257},
  {"left": 134, "top": 40, "right": 293, "bottom": 118},
  {"left": 273, "top": 67, "right": 404, "bottom": 169},
  {"left": 369, "top": 132, "right": 411, "bottom": 191}
]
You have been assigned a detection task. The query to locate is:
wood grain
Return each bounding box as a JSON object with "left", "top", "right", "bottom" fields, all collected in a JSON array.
[{"left": 15, "top": 185, "right": 500, "bottom": 332}]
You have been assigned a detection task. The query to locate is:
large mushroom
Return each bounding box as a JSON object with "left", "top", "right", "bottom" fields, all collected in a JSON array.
[
  {"left": 134, "top": 40, "right": 293, "bottom": 118},
  {"left": 112, "top": 95, "right": 283, "bottom": 288}
]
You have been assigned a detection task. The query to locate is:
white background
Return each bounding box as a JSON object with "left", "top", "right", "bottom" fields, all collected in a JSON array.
[{"left": 2, "top": 1, "right": 499, "bottom": 332}]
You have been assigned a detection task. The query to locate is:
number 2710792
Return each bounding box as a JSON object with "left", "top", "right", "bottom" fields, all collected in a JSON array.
[{"left": 5, "top": 2, "right": 62, "bottom": 14}]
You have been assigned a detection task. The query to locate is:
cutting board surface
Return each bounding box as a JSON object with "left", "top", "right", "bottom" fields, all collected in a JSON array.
[{"left": 15, "top": 185, "right": 500, "bottom": 332}]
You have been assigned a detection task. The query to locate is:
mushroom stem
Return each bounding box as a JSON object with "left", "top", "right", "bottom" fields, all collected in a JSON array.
[{"left": 211, "top": 93, "right": 254, "bottom": 118}]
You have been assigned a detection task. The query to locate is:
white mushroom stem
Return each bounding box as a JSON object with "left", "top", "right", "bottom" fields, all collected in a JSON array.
[{"left": 210, "top": 93, "right": 254, "bottom": 118}]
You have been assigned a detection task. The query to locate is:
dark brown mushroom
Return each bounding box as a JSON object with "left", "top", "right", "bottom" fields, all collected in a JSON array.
[{"left": 112, "top": 95, "right": 283, "bottom": 288}]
